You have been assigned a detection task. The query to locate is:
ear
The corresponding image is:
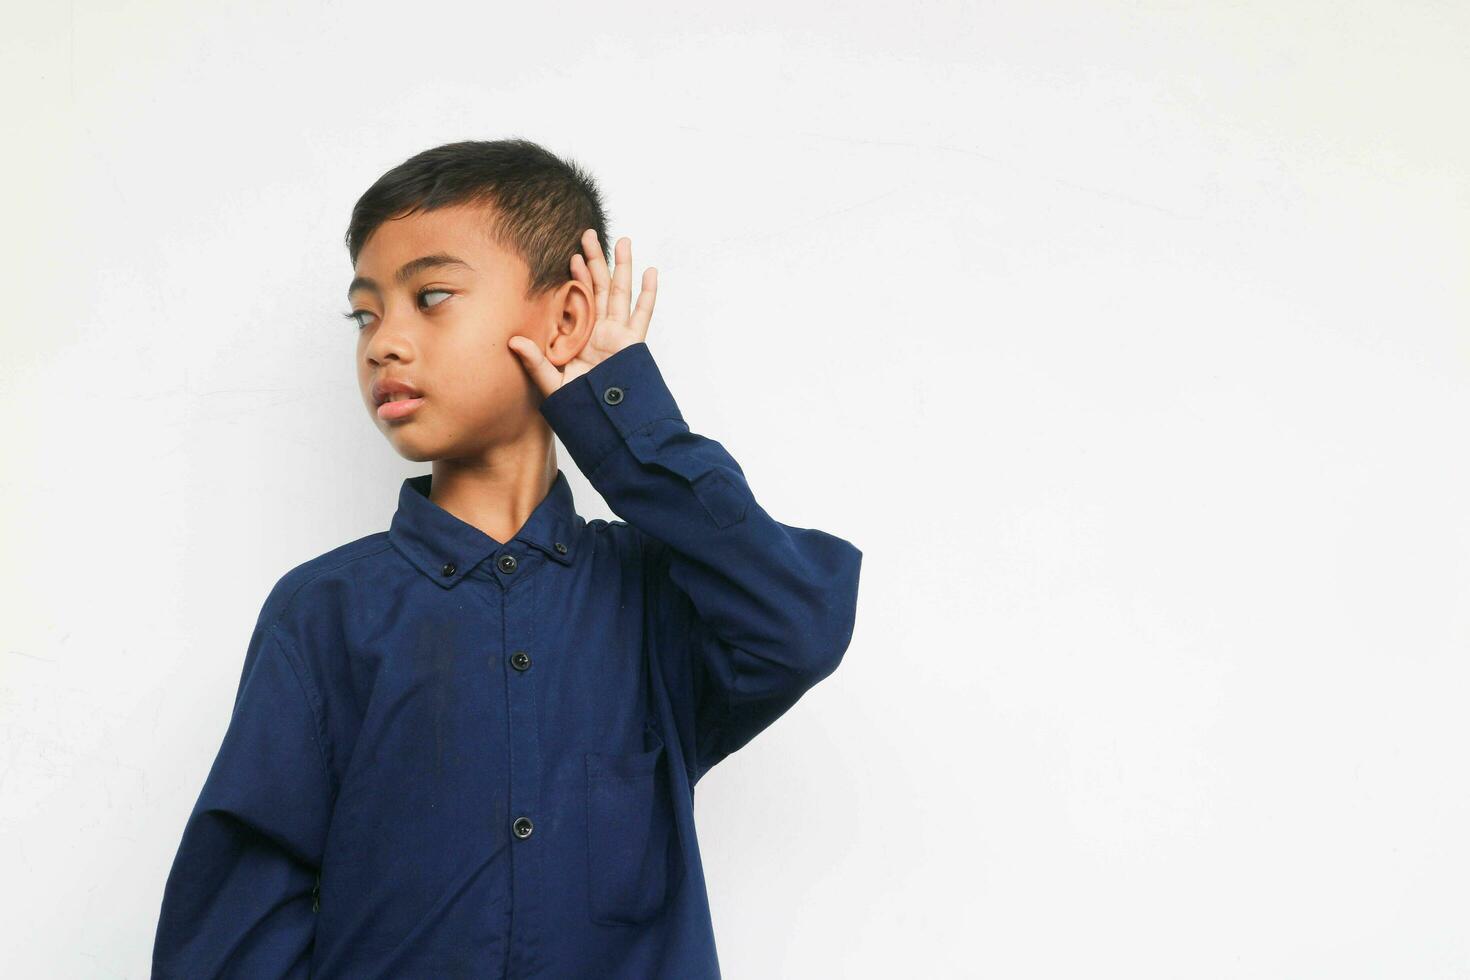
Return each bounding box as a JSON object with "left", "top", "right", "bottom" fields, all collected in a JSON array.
[{"left": 544, "top": 276, "right": 597, "bottom": 367}]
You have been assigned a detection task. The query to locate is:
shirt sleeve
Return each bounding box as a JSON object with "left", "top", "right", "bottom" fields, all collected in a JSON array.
[
  {"left": 151, "top": 622, "right": 332, "bottom": 979},
  {"left": 539, "top": 341, "right": 863, "bottom": 786}
]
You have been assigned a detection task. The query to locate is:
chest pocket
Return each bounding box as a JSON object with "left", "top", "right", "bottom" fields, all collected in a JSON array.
[{"left": 584, "top": 721, "right": 686, "bottom": 926}]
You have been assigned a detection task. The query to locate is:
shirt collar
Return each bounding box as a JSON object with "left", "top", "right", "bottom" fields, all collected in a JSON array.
[{"left": 388, "top": 468, "right": 582, "bottom": 587}]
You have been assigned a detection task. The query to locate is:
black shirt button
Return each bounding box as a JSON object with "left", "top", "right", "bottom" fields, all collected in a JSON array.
[
  {"left": 554, "top": 542, "right": 567, "bottom": 554},
  {"left": 602, "top": 385, "right": 624, "bottom": 405},
  {"left": 441, "top": 562, "right": 456, "bottom": 577},
  {"left": 497, "top": 554, "right": 518, "bottom": 573},
  {"left": 512, "top": 816, "right": 534, "bottom": 839},
  {"left": 511, "top": 650, "right": 531, "bottom": 671}
]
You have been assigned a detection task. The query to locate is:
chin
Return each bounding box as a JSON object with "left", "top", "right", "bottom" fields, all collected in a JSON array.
[{"left": 378, "top": 430, "right": 440, "bottom": 463}]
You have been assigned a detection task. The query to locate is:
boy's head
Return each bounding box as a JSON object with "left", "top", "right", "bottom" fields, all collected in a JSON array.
[{"left": 344, "top": 138, "right": 609, "bottom": 464}]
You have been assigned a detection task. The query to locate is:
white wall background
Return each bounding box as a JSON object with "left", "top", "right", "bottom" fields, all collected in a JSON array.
[{"left": 4, "top": 1, "right": 1467, "bottom": 977}]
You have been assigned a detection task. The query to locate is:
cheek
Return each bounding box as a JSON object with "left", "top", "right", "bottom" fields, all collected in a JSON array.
[
  {"left": 445, "top": 356, "right": 523, "bottom": 407},
  {"left": 432, "top": 337, "right": 519, "bottom": 400}
]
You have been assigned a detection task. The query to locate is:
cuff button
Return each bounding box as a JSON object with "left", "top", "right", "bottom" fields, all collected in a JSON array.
[{"left": 602, "top": 385, "right": 624, "bottom": 405}]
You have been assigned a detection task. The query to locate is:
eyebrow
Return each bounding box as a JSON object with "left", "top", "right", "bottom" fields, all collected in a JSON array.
[{"left": 347, "top": 253, "right": 474, "bottom": 302}]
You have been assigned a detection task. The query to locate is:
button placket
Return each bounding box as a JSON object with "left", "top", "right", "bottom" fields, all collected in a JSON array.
[{"left": 501, "top": 542, "right": 544, "bottom": 958}]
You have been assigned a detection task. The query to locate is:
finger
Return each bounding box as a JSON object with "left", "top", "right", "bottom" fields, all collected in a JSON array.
[
  {"left": 607, "top": 237, "right": 632, "bottom": 324},
  {"left": 570, "top": 252, "right": 593, "bottom": 297},
  {"left": 506, "top": 336, "right": 564, "bottom": 397},
  {"left": 628, "top": 267, "right": 657, "bottom": 341},
  {"left": 582, "top": 229, "right": 610, "bottom": 321}
]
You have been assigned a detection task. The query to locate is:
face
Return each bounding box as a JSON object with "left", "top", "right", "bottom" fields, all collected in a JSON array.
[{"left": 349, "top": 203, "right": 574, "bottom": 463}]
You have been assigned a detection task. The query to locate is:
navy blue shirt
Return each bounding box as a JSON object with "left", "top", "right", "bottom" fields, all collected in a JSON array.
[{"left": 151, "top": 341, "right": 863, "bottom": 978}]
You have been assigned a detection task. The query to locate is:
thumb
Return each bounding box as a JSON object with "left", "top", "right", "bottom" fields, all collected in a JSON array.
[{"left": 507, "top": 336, "right": 564, "bottom": 397}]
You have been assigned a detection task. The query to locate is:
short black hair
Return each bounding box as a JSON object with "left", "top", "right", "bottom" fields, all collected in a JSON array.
[{"left": 344, "top": 138, "right": 610, "bottom": 300}]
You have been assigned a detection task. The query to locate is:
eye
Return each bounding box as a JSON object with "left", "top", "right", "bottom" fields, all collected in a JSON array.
[{"left": 342, "top": 288, "right": 453, "bottom": 330}]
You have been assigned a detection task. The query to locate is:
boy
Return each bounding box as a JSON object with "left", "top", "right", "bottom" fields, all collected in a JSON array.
[{"left": 150, "top": 138, "right": 862, "bottom": 979}]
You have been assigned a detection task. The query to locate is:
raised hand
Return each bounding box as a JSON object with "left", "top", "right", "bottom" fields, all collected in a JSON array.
[{"left": 508, "top": 229, "right": 658, "bottom": 398}]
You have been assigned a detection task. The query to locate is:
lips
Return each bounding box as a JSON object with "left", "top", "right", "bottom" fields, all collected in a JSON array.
[
  {"left": 377, "top": 395, "right": 424, "bottom": 422},
  {"left": 372, "top": 377, "right": 424, "bottom": 406},
  {"left": 371, "top": 377, "right": 426, "bottom": 423}
]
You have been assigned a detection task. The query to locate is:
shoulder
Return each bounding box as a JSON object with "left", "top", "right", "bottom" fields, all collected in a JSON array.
[
  {"left": 255, "top": 531, "right": 395, "bottom": 631},
  {"left": 581, "top": 516, "right": 670, "bottom": 566}
]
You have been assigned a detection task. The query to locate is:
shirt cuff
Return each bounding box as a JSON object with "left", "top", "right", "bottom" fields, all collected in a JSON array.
[{"left": 539, "top": 341, "right": 685, "bottom": 477}]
